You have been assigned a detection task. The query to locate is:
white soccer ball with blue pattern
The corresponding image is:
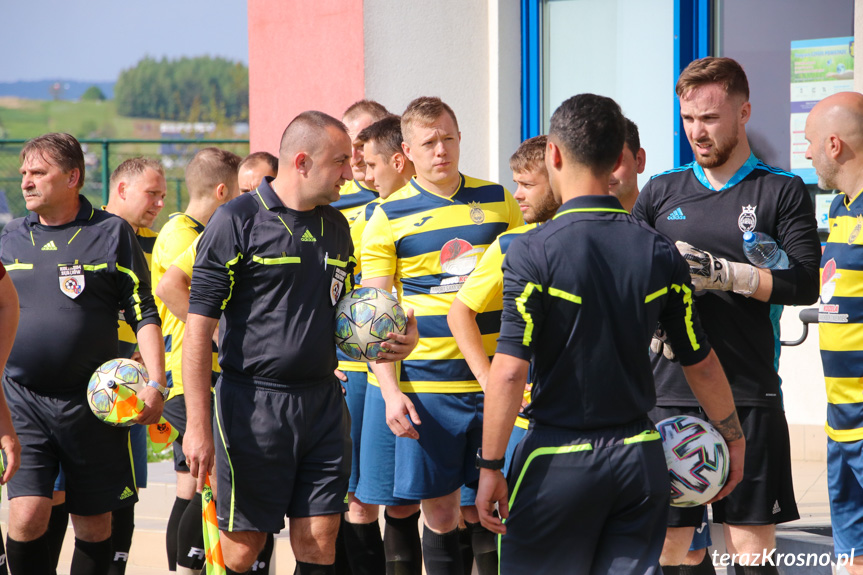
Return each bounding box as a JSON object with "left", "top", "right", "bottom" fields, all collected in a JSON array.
[
  {"left": 657, "top": 415, "right": 729, "bottom": 507},
  {"left": 335, "top": 287, "right": 407, "bottom": 362},
  {"left": 86, "top": 358, "right": 148, "bottom": 427}
]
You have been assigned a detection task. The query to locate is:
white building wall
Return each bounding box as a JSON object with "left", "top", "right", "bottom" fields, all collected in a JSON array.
[{"left": 363, "top": 0, "right": 521, "bottom": 188}]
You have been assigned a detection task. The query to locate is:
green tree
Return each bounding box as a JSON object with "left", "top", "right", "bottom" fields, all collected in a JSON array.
[
  {"left": 115, "top": 56, "right": 249, "bottom": 122},
  {"left": 81, "top": 86, "right": 106, "bottom": 102}
]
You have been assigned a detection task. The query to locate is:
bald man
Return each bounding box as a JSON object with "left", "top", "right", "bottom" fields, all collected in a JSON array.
[
  {"left": 181, "top": 111, "right": 417, "bottom": 575},
  {"left": 807, "top": 91, "right": 863, "bottom": 573}
]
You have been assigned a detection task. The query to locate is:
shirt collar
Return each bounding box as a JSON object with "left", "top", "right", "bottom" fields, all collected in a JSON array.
[
  {"left": 553, "top": 194, "right": 628, "bottom": 220},
  {"left": 409, "top": 174, "right": 465, "bottom": 203},
  {"left": 255, "top": 176, "right": 286, "bottom": 210},
  {"left": 692, "top": 152, "right": 758, "bottom": 192},
  {"left": 355, "top": 179, "right": 377, "bottom": 194},
  {"left": 27, "top": 194, "right": 94, "bottom": 226}
]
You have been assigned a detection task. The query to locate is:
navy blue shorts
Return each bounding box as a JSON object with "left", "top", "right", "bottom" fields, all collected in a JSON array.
[
  {"left": 393, "top": 392, "right": 483, "bottom": 501},
  {"left": 500, "top": 421, "right": 668, "bottom": 575},
  {"left": 343, "top": 370, "right": 368, "bottom": 493},
  {"left": 650, "top": 405, "right": 798, "bottom": 526},
  {"left": 355, "top": 384, "right": 418, "bottom": 507},
  {"left": 828, "top": 438, "right": 863, "bottom": 557},
  {"left": 214, "top": 375, "right": 351, "bottom": 533},
  {"left": 5, "top": 377, "right": 137, "bottom": 516}
]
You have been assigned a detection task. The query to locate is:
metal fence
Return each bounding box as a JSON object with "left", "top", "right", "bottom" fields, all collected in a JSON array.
[{"left": 0, "top": 139, "right": 249, "bottom": 230}]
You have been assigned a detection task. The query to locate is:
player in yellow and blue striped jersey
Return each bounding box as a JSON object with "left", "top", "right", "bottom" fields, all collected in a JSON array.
[{"left": 363, "top": 97, "right": 522, "bottom": 575}]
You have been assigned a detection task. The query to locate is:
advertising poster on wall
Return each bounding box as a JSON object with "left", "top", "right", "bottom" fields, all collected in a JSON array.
[{"left": 790, "top": 36, "right": 854, "bottom": 186}]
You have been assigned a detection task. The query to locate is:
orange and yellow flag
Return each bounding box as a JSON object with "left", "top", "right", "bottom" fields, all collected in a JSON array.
[
  {"left": 106, "top": 383, "right": 179, "bottom": 451},
  {"left": 202, "top": 474, "right": 226, "bottom": 575}
]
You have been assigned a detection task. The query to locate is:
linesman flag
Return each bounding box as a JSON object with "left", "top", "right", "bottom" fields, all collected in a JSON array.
[
  {"left": 105, "top": 382, "right": 179, "bottom": 451},
  {"left": 202, "top": 474, "right": 226, "bottom": 575}
]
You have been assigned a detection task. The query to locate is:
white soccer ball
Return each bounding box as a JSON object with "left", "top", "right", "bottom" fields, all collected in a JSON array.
[
  {"left": 86, "top": 358, "right": 148, "bottom": 427},
  {"left": 335, "top": 287, "right": 407, "bottom": 362},
  {"left": 657, "top": 415, "right": 729, "bottom": 507}
]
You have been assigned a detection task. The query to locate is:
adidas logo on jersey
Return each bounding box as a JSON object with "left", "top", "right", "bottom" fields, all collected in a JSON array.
[
  {"left": 667, "top": 207, "right": 686, "bottom": 221},
  {"left": 119, "top": 486, "right": 135, "bottom": 500},
  {"left": 301, "top": 230, "right": 316, "bottom": 242},
  {"left": 41, "top": 240, "right": 58, "bottom": 251}
]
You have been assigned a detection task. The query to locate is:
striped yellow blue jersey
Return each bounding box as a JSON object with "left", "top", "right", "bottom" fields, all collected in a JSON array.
[
  {"left": 152, "top": 212, "right": 205, "bottom": 397},
  {"left": 820, "top": 191, "right": 863, "bottom": 442},
  {"left": 362, "top": 174, "right": 523, "bottom": 393},
  {"left": 457, "top": 223, "right": 537, "bottom": 427},
  {"left": 118, "top": 227, "right": 158, "bottom": 352},
  {"left": 338, "top": 197, "right": 382, "bottom": 373},
  {"left": 333, "top": 179, "right": 378, "bottom": 226}
]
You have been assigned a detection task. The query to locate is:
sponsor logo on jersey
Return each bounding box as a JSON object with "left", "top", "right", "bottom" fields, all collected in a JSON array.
[
  {"left": 667, "top": 207, "right": 686, "bottom": 220},
  {"left": 414, "top": 216, "right": 433, "bottom": 227},
  {"left": 849, "top": 215, "right": 863, "bottom": 244},
  {"left": 42, "top": 240, "right": 58, "bottom": 251},
  {"left": 301, "top": 229, "right": 316, "bottom": 242},
  {"left": 738, "top": 205, "right": 757, "bottom": 232},
  {"left": 469, "top": 201, "right": 485, "bottom": 224},
  {"left": 820, "top": 258, "right": 849, "bottom": 323},
  {"left": 439, "top": 238, "right": 483, "bottom": 276}
]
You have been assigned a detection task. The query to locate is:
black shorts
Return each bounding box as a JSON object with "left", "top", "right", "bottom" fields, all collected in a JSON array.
[
  {"left": 162, "top": 394, "right": 189, "bottom": 472},
  {"left": 213, "top": 374, "right": 351, "bottom": 533},
  {"left": 650, "top": 405, "right": 799, "bottom": 526},
  {"left": 500, "top": 420, "right": 669, "bottom": 574},
  {"left": 4, "top": 377, "right": 137, "bottom": 516}
]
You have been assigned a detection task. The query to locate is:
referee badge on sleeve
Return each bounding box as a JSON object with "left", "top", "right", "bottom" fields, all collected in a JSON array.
[{"left": 59, "top": 264, "right": 85, "bottom": 299}]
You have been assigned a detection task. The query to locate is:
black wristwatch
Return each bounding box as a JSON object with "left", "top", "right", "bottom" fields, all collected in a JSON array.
[{"left": 475, "top": 448, "right": 505, "bottom": 471}]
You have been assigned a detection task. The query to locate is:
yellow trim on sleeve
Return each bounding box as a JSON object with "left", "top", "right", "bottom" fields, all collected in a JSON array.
[
  {"left": 116, "top": 264, "right": 144, "bottom": 321},
  {"left": 221, "top": 253, "right": 243, "bottom": 311},
  {"left": 515, "top": 283, "right": 542, "bottom": 347}
]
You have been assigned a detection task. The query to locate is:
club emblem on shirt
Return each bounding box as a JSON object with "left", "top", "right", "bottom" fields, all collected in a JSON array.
[
  {"left": 58, "top": 264, "right": 85, "bottom": 299},
  {"left": 738, "top": 205, "right": 757, "bottom": 232},
  {"left": 440, "top": 238, "right": 484, "bottom": 276},
  {"left": 848, "top": 215, "right": 863, "bottom": 244},
  {"left": 821, "top": 258, "right": 841, "bottom": 304},
  {"left": 469, "top": 201, "right": 485, "bottom": 225}
]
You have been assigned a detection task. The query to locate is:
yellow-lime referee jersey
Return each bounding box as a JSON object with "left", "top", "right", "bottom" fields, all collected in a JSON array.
[
  {"left": 362, "top": 174, "right": 522, "bottom": 393},
  {"left": 820, "top": 191, "right": 863, "bottom": 442},
  {"left": 152, "top": 212, "right": 205, "bottom": 398},
  {"left": 456, "top": 224, "right": 536, "bottom": 428},
  {"left": 118, "top": 226, "right": 158, "bottom": 352}
]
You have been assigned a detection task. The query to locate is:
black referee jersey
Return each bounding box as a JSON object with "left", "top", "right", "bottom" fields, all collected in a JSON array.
[
  {"left": 632, "top": 154, "right": 821, "bottom": 408},
  {"left": 189, "top": 179, "right": 355, "bottom": 385},
  {"left": 497, "top": 195, "right": 711, "bottom": 430},
  {"left": 0, "top": 196, "right": 160, "bottom": 394}
]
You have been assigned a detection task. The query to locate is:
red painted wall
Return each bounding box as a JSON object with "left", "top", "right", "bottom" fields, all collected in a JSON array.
[{"left": 248, "top": 0, "right": 365, "bottom": 155}]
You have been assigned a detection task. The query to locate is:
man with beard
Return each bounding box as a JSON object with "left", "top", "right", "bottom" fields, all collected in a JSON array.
[{"left": 632, "top": 57, "right": 821, "bottom": 575}]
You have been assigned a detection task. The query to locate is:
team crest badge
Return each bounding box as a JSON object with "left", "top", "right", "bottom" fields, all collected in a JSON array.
[
  {"left": 330, "top": 267, "right": 347, "bottom": 306},
  {"left": 59, "top": 264, "right": 85, "bottom": 299},
  {"left": 849, "top": 215, "right": 863, "bottom": 244},
  {"left": 738, "top": 205, "right": 757, "bottom": 232},
  {"left": 469, "top": 201, "right": 485, "bottom": 225}
]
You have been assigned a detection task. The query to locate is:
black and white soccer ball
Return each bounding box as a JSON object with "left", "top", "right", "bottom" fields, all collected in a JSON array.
[{"left": 657, "top": 415, "right": 729, "bottom": 507}]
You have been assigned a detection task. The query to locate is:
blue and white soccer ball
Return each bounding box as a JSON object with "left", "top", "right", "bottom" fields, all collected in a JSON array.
[
  {"left": 657, "top": 415, "right": 729, "bottom": 507},
  {"left": 335, "top": 287, "right": 407, "bottom": 362}
]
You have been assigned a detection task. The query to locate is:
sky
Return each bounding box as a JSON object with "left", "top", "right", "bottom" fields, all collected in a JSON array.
[{"left": 0, "top": 0, "right": 248, "bottom": 83}]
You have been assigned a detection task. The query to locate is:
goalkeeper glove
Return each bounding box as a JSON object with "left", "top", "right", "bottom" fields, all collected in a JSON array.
[{"left": 675, "top": 241, "right": 760, "bottom": 296}]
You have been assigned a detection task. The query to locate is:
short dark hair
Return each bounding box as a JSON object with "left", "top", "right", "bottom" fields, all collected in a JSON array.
[
  {"left": 624, "top": 118, "right": 641, "bottom": 157},
  {"left": 185, "top": 147, "right": 242, "bottom": 200},
  {"left": 343, "top": 100, "right": 390, "bottom": 124},
  {"left": 509, "top": 135, "right": 548, "bottom": 174},
  {"left": 401, "top": 97, "right": 459, "bottom": 143},
  {"left": 676, "top": 57, "right": 749, "bottom": 102},
  {"left": 279, "top": 111, "right": 348, "bottom": 158},
  {"left": 110, "top": 157, "right": 164, "bottom": 192},
  {"left": 240, "top": 151, "right": 278, "bottom": 175},
  {"left": 358, "top": 115, "right": 404, "bottom": 161},
  {"left": 549, "top": 94, "right": 625, "bottom": 175},
  {"left": 20, "top": 133, "right": 85, "bottom": 191}
]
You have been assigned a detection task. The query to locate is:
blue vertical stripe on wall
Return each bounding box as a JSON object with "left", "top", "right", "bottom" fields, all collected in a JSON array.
[
  {"left": 521, "top": 0, "right": 542, "bottom": 140},
  {"left": 673, "top": 0, "right": 713, "bottom": 166}
]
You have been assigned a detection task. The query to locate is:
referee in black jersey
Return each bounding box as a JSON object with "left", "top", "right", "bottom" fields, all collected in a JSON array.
[
  {"left": 2, "top": 133, "right": 165, "bottom": 575},
  {"left": 182, "top": 111, "right": 415, "bottom": 575},
  {"left": 475, "top": 95, "right": 745, "bottom": 575}
]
